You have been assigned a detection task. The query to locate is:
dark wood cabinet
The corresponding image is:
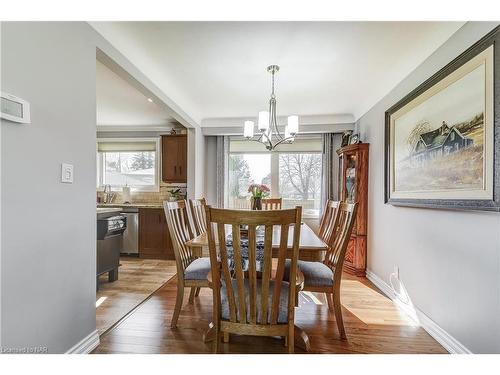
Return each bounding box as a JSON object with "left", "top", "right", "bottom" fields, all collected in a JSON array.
[
  {"left": 337, "top": 143, "right": 369, "bottom": 277},
  {"left": 138, "top": 208, "right": 174, "bottom": 260},
  {"left": 162, "top": 134, "right": 187, "bottom": 183}
]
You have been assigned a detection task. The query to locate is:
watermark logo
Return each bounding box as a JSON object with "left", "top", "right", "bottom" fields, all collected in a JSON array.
[{"left": 1, "top": 346, "right": 48, "bottom": 354}]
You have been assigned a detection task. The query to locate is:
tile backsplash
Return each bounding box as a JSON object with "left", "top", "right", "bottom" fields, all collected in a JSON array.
[{"left": 97, "top": 184, "right": 187, "bottom": 204}]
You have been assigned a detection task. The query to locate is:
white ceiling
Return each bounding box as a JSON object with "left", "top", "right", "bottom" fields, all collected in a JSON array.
[
  {"left": 96, "top": 60, "right": 175, "bottom": 126},
  {"left": 92, "top": 22, "right": 464, "bottom": 125}
]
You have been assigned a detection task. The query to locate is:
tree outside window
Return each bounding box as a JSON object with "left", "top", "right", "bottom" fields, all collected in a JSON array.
[{"left": 279, "top": 153, "right": 322, "bottom": 216}]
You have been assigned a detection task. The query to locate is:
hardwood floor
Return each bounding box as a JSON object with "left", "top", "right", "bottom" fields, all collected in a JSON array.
[
  {"left": 96, "top": 257, "right": 177, "bottom": 334},
  {"left": 93, "top": 272, "right": 447, "bottom": 354}
]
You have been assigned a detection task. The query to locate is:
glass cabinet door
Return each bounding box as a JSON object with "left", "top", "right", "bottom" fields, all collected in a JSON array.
[{"left": 345, "top": 154, "right": 357, "bottom": 203}]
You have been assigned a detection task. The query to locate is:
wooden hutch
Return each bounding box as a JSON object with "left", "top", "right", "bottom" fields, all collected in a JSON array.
[{"left": 337, "top": 143, "right": 369, "bottom": 277}]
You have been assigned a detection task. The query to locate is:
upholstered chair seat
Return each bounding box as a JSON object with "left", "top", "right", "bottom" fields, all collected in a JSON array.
[
  {"left": 184, "top": 257, "right": 211, "bottom": 280},
  {"left": 284, "top": 259, "right": 334, "bottom": 287}
]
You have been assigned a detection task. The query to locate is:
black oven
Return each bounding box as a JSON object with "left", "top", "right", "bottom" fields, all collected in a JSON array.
[{"left": 97, "top": 214, "right": 127, "bottom": 290}]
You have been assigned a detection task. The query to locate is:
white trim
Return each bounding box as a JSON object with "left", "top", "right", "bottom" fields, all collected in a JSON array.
[
  {"left": 414, "top": 308, "right": 472, "bottom": 354},
  {"left": 366, "top": 269, "right": 396, "bottom": 299},
  {"left": 65, "top": 330, "right": 100, "bottom": 354},
  {"left": 201, "top": 114, "right": 355, "bottom": 128},
  {"left": 202, "top": 123, "right": 354, "bottom": 136},
  {"left": 97, "top": 125, "right": 178, "bottom": 133},
  {"left": 365, "top": 269, "right": 472, "bottom": 354}
]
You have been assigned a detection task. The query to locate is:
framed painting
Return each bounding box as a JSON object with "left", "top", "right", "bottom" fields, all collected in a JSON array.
[{"left": 385, "top": 26, "right": 500, "bottom": 211}]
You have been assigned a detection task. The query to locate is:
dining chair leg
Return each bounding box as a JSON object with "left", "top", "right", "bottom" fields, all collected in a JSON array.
[
  {"left": 326, "top": 293, "right": 334, "bottom": 313},
  {"left": 171, "top": 279, "right": 184, "bottom": 328},
  {"left": 213, "top": 330, "right": 219, "bottom": 354},
  {"left": 223, "top": 332, "right": 230, "bottom": 343},
  {"left": 333, "top": 293, "right": 346, "bottom": 340},
  {"left": 195, "top": 287, "right": 201, "bottom": 297},
  {"left": 189, "top": 287, "right": 196, "bottom": 304},
  {"left": 288, "top": 324, "right": 294, "bottom": 353},
  {"left": 212, "top": 283, "right": 221, "bottom": 353},
  {"left": 284, "top": 336, "right": 288, "bottom": 347}
]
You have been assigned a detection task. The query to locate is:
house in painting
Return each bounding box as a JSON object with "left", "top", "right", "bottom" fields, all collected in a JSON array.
[{"left": 411, "top": 121, "right": 473, "bottom": 166}]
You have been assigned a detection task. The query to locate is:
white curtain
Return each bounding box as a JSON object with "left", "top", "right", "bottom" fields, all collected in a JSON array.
[{"left": 320, "top": 133, "right": 343, "bottom": 212}]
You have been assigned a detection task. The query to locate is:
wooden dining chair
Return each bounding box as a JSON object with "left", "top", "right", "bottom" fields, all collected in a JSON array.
[
  {"left": 188, "top": 197, "right": 207, "bottom": 236},
  {"left": 262, "top": 197, "right": 282, "bottom": 210},
  {"left": 285, "top": 202, "right": 357, "bottom": 339},
  {"left": 163, "top": 200, "right": 211, "bottom": 328},
  {"left": 205, "top": 206, "right": 303, "bottom": 353},
  {"left": 318, "top": 200, "right": 340, "bottom": 244}
]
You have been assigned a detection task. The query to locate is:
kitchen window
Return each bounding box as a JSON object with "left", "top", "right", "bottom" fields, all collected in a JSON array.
[
  {"left": 227, "top": 136, "right": 323, "bottom": 217},
  {"left": 97, "top": 138, "right": 160, "bottom": 192}
]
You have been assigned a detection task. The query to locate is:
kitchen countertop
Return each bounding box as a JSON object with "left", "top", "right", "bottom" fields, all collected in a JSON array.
[
  {"left": 97, "top": 203, "right": 164, "bottom": 209},
  {"left": 96, "top": 207, "right": 123, "bottom": 214}
]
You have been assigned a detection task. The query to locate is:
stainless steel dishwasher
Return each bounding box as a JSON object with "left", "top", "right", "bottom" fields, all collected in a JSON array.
[{"left": 121, "top": 208, "right": 139, "bottom": 254}]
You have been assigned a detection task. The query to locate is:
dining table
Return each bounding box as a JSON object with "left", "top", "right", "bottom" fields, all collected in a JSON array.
[{"left": 184, "top": 221, "right": 328, "bottom": 352}]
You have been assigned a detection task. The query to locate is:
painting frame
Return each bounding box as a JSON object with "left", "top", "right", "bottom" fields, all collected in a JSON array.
[{"left": 385, "top": 26, "right": 500, "bottom": 211}]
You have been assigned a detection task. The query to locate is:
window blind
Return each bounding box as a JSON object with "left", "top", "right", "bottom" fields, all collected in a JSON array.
[{"left": 97, "top": 141, "right": 157, "bottom": 152}]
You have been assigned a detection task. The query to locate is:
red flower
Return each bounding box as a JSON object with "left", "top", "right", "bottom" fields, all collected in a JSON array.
[{"left": 247, "top": 183, "right": 270, "bottom": 198}]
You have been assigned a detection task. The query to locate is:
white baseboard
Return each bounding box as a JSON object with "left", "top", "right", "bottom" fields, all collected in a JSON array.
[
  {"left": 365, "top": 269, "right": 471, "bottom": 354},
  {"left": 66, "top": 330, "right": 100, "bottom": 354}
]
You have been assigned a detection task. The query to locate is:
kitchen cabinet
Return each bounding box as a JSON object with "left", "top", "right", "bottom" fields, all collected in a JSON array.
[
  {"left": 138, "top": 208, "right": 175, "bottom": 260},
  {"left": 162, "top": 134, "right": 187, "bottom": 183}
]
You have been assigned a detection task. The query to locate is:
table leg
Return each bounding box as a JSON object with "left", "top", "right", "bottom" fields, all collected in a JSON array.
[
  {"left": 203, "top": 322, "right": 216, "bottom": 342},
  {"left": 294, "top": 325, "right": 311, "bottom": 352}
]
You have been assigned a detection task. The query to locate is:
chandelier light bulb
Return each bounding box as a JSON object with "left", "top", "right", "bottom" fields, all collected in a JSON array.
[
  {"left": 287, "top": 115, "right": 299, "bottom": 135},
  {"left": 243, "top": 120, "right": 255, "bottom": 138},
  {"left": 258, "top": 111, "right": 270, "bottom": 131},
  {"left": 284, "top": 125, "right": 291, "bottom": 139}
]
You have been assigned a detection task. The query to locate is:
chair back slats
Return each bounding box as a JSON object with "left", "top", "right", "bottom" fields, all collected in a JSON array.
[
  {"left": 271, "top": 223, "right": 289, "bottom": 324},
  {"left": 231, "top": 224, "right": 247, "bottom": 322},
  {"left": 217, "top": 222, "right": 238, "bottom": 322},
  {"left": 205, "top": 206, "right": 302, "bottom": 327},
  {"left": 164, "top": 200, "right": 196, "bottom": 275},
  {"left": 260, "top": 225, "right": 273, "bottom": 324},
  {"left": 247, "top": 225, "right": 258, "bottom": 324},
  {"left": 319, "top": 200, "right": 340, "bottom": 245},
  {"left": 287, "top": 214, "right": 302, "bottom": 327},
  {"left": 323, "top": 202, "right": 358, "bottom": 280},
  {"left": 188, "top": 198, "right": 207, "bottom": 236},
  {"left": 262, "top": 198, "right": 282, "bottom": 210}
]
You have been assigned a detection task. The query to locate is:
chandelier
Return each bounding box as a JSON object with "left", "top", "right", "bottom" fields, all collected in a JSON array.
[{"left": 243, "top": 65, "right": 299, "bottom": 151}]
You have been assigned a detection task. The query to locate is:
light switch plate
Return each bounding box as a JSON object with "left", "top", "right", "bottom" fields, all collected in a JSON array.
[{"left": 61, "top": 163, "right": 74, "bottom": 183}]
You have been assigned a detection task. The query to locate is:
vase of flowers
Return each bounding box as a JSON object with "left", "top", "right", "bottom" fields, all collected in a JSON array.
[{"left": 248, "top": 183, "right": 270, "bottom": 210}]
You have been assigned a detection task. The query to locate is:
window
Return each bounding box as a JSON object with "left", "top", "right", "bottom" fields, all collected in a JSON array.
[
  {"left": 97, "top": 138, "right": 160, "bottom": 192},
  {"left": 227, "top": 136, "right": 323, "bottom": 217},
  {"left": 278, "top": 153, "right": 322, "bottom": 216},
  {"left": 228, "top": 154, "right": 271, "bottom": 209}
]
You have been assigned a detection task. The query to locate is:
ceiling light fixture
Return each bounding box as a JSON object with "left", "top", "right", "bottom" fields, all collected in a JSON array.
[
  {"left": 147, "top": 98, "right": 153, "bottom": 103},
  {"left": 243, "top": 65, "right": 299, "bottom": 151}
]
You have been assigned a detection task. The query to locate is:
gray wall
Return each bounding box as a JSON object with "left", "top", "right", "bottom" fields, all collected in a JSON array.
[
  {"left": 357, "top": 22, "right": 500, "bottom": 353},
  {"left": 1, "top": 22, "right": 97, "bottom": 353},
  {"left": 187, "top": 127, "right": 206, "bottom": 199}
]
